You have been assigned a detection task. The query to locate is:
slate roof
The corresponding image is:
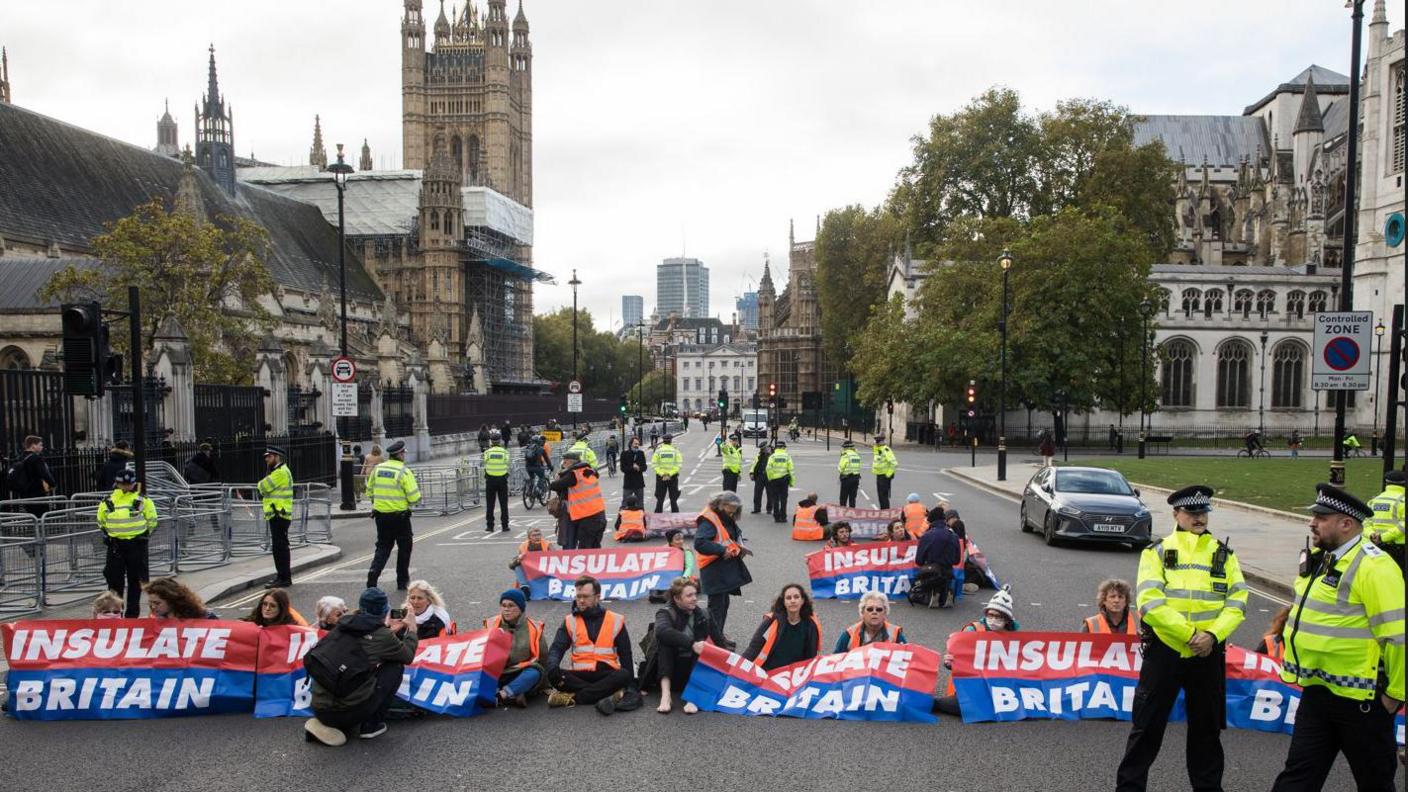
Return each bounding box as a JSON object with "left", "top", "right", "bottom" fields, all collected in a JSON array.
[
  {"left": 0, "top": 256, "right": 99, "bottom": 312},
  {"left": 1243, "top": 64, "right": 1350, "bottom": 115},
  {"left": 0, "top": 103, "right": 381, "bottom": 302},
  {"left": 1133, "top": 115, "right": 1268, "bottom": 167},
  {"left": 1321, "top": 99, "right": 1349, "bottom": 141}
]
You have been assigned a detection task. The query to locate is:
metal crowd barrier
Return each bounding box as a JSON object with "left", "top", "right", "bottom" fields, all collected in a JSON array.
[
  {"left": 0, "top": 512, "right": 41, "bottom": 615},
  {"left": 37, "top": 505, "right": 110, "bottom": 606},
  {"left": 297, "top": 483, "right": 333, "bottom": 544},
  {"left": 405, "top": 466, "right": 468, "bottom": 517},
  {"left": 172, "top": 490, "right": 233, "bottom": 571}
]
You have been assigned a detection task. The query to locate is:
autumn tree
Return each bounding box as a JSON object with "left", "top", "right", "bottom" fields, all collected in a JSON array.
[{"left": 814, "top": 205, "right": 902, "bottom": 372}]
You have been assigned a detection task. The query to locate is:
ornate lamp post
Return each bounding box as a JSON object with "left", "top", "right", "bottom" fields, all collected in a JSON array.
[
  {"left": 569, "top": 269, "right": 581, "bottom": 429},
  {"left": 1373, "top": 319, "right": 1385, "bottom": 453},
  {"left": 997, "top": 248, "right": 1013, "bottom": 481},
  {"left": 328, "top": 144, "right": 357, "bottom": 511},
  {"left": 1258, "top": 330, "right": 1269, "bottom": 436},
  {"left": 1138, "top": 298, "right": 1155, "bottom": 459}
]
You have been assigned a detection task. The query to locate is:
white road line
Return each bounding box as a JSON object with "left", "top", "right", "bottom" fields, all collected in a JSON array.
[{"left": 1248, "top": 585, "right": 1291, "bottom": 606}]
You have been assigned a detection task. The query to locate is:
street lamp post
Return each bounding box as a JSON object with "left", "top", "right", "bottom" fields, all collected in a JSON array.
[
  {"left": 1330, "top": 0, "right": 1366, "bottom": 487},
  {"left": 1138, "top": 298, "right": 1154, "bottom": 459},
  {"left": 569, "top": 269, "right": 581, "bottom": 429},
  {"left": 997, "top": 249, "right": 1013, "bottom": 481},
  {"left": 1258, "top": 331, "right": 1269, "bottom": 436},
  {"left": 328, "top": 144, "right": 357, "bottom": 511},
  {"left": 1373, "top": 320, "right": 1385, "bottom": 453},
  {"left": 636, "top": 320, "right": 646, "bottom": 433}
]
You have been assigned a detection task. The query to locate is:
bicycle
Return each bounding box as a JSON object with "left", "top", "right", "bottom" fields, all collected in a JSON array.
[
  {"left": 522, "top": 472, "right": 548, "bottom": 509},
  {"left": 604, "top": 452, "right": 618, "bottom": 477},
  {"left": 1236, "top": 447, "right": 1271, "bottom": 459}
]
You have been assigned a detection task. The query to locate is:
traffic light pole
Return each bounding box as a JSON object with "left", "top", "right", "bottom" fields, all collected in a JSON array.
[{"left": 128, "top": 286, "right": 145, "bottom": 489}]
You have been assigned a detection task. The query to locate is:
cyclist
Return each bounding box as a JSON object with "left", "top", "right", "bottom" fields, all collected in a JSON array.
[
  {"left": 1343, "top": 432, "right": 1363, "bottom": 456},
  {"left": 650, "top": 425, "right": 660, "bottom": 449},
  {"left": 604, "top": 434, "right": 620, "bottom": 476},
  {"left": 788, "top": 416, "right": 800, "bottom": 441},
  {"left": 524, "top": 435, "right": 550, "bottom": 498},
  {"left": 1243, "top": 430, "right": 1265, "bottom": 456}
]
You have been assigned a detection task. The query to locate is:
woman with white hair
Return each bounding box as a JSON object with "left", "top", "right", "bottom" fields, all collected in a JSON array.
[
  {"left": 833, "top": 591, "right": 908, "bottom": 652},
  {"left": 313, "top": 596, "right": 348, "bottom": 631},
  {"left": 693, "top": 490, "right": 752, "bottom": 648},
  {"left": 403, "top": 579, "right": 454, "bottom": 639}
]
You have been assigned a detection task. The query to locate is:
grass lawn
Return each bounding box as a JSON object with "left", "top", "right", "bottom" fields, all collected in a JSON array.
[{"left": 1067, "top": 456, "right": 1390, "bottom": 514}]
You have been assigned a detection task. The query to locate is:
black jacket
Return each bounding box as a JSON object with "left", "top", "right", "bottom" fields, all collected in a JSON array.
[
  {"left": 545, "top": 605, "right": 635, "bottom": 676},
  {"left": 917, "top": 523, "right": 960, "bottom": 568},
  {"left": 13, "top": 451, "right": 55, "bottom": 499},
  {"left": 620, "top": 448, "right": 647, "bottom": 489},
  {"left": 742, "top": 612, "right": 821, "bottom": 670},
  {"left": 97, "top": 450, "right": 134, "bottom": 491},
  {"left": 638, "top": 602, "right": 724, "bottom": 688},
  {"left": 750, "top": 448, "right": 771, "bottom": 481},
  {"left": 182, "top": 451, "right": 217, "bottom": 485},
  {"left": 694, "top": 511, "right": 752, "bottom": 596}
]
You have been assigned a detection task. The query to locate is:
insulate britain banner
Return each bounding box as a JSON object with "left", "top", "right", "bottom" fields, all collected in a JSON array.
[
  {"left": 821, "top": 505, "right": 901, "bottom": 539},
  {"left": 682, "top": 641, "right": 939, "bottom": 723},
  {"left": 253, "top": 626, "right": 512, "bottom": 718},
  {"left": 807, "top": 542, "right": 917, "bottom": 600},
  {"left": 644, "top": 512, "right": 698, "bottom": 538},
  {"left": 520, "top": 547, "right": 684, "bottom": 600},
  {"left": 1, "top": 619, "right": 260, "bottom": 720},
  {"left": 947, "top": 632, "right": 1405, "bottom": 744}
]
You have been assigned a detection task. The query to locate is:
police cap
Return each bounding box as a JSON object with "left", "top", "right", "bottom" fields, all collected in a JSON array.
[
  {"left": 1167, "top": 485, "right": 1214, "bottom": 513},
  {"left": 1306, "top": 483, "right": 1373, "bottom": 522}
]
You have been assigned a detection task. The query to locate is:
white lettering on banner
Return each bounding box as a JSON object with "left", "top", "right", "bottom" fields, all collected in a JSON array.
[
  {"left": 546, "top": 575, "right": 665, "bottom": 600},
  {"left": 822, "top": 545, "right": 916, "bottom": 573},
  {"left": 989, "top": 681, "right": 1133, "bottom": 715},
  {"left": 1249, "top": 689, "right": 1300, "bottom": 727},
  {"left": 834, "top": 576, "right": 912, "bottom": 596},
  {"left": 539, "top": 551, "right": 676, "bottom": 578},
  {"left": 974, "top": 638, "right": 1142, "bottom": 673},
  {"left": 293, "top": 677, "right": 312, "bottom": 710},
  {"left": 787, "top": 684, "right": 901, "bottom": 715},
  {"left": 286, "top": 630, "right": 319, "bottom": 664},
  {"left": 398, "top": 675, "right": 478, "bottom": 708},
  {"left": 12, "top": 676, "right": 214, "bottom": 712},
  {"left": 772, "top": 647, "right": 914, "bottom": 692},
  {"left": 412, "top": 634, "right": 488, "bottom": 667},
  {"left": 11, "top": 626, "right": 232, "bottom": 662}
]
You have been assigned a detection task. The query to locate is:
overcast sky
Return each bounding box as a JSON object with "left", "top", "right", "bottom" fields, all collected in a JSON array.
[{"left": 3, "top": 1, "right": 1401, "bottom": 330}]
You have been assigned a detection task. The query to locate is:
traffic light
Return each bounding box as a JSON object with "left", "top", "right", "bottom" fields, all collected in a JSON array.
[
  {"left": 966, "top": 380, "right": 977, "bottom": 405},
  {"left": 768, "top": 382, "right": 777, "bottom": 399},
  {"left": 618, "top": 394, "right": 628, "bottom": 415},
  {"left": 61, "top": 302, "right": 106, "bottom": 396},
  {"left": 717, "top": 389, "right": 728, "bottom": 411}
]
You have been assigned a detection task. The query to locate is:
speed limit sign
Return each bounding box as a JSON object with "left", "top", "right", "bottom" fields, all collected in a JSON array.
[{"left": 331, "top": 356, "right": 357, "bottom": 383}]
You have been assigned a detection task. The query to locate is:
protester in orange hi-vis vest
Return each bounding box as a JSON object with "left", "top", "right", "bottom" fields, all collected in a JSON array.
[
  {"left": 742, "top": 583, "right": 823, "bottom": 671},
  {"left": 1253, "top": 606, "right": 1290, "bottom": 663},
  {"left": 694, "top": 491, "right": 753, "bottom": 646},
  {"left": 790, "top": 492, "right": 829, "bottom": 541},
  {"left": 902, "top": 493, "right": 929, "bottom": 538},
  {"left": 510, "top": 526, "right": 556, "bottom": 597},
  {"left": 543, "top": 575, "right": 641, "bottom": 715},
  {"left": 1080, "top": 578, "right": 1139, "bottom": 635},
  {"left": 549, "top": 450, "right": 607, "bottom": 550},
  {"left": 485, "top": 588, "right": 551, "bottom": 708},
  {"left": 834, "top": 591, "right": 909, "bottom": 652},
  {"left": 936, "top": 587, "right": 1020, "bottom": 714},
  {"left": 613, "top": 495, "right": 648, "bottom": 542}
]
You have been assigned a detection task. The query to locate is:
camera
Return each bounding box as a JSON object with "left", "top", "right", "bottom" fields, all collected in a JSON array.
[{"left": 389, "top": 608, "right": 407, "bottom": 619}]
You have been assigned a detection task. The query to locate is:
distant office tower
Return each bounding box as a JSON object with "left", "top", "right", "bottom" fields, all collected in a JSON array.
[
  {"left": 735, "top": 291, "right": 759, "bottom": 331},
  {"left": 657, "top": 257, "right": 709, "bottom": 319},
  {"left": 622, "top": 294, "right": 644, "bottom": 329}
]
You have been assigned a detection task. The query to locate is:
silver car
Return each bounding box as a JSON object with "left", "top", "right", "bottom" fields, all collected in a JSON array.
[{"left": 1020, "top": 466, "right": 1152, "bottom": 549}]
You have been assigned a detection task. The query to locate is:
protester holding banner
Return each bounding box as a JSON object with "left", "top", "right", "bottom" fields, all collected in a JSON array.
[
  {"left": 694, "top": 491, "right": 752, "bottom": 644},
  {"left": 883, "top": 520, "right": 910, "bottom": 543},
  {"left": 825, "top": 522, "right": 855, "bottom": 548},
  {"left": 486, "top": 588, "right": 550, "bottom": 708},
  {"left": 613, "top": 495, "right": 648, "bottom": 542},
  {"left": 935, "top": 587, "right": 1020, "bottom": 716},
  {"left": 1116, "top": 485, "right": 1247, "bottom": 792},
  {"left": 304, "top": 587, "right": 418, "bottom": 746},
  {"left": 1080, "top": 579, "right": 1138, "bottom": 635},
  {"left": 243, "top": 588, "right": 307, "bottom": 627},
  {"left": 90, "top": 590, "right": 124, "bottom": 618},
  {"left": 834, "top": 591, "right": 907, "bottom": 652},
  {"left": 511, "top": 527, "right": 556, "bottom": 596},
  {"left": 550, "top": 450, "right": 607, "bottom": 550},
  {"left": 902, "top": 494, "right": 928, "bottom": 539},
  {"left": 640, "top": 577, "right": 725, "bottom": 714},
  {"left": 742, "top": 584, "right": 823, "bottom": 671},
  {"left": 404, "top": 580, "right": 454, "bottom": 639},
  {"left": 790, "top": 493, "right": 829, "bottom": 542},
  {"left": 544, "top": 575, "right": 640, "bottom": 715},
  {"left": 145, "top": 577, "right": 217, "bottom": 619},
  {"left": 314, "top": 596, "right": 348, "bottom": 631}
]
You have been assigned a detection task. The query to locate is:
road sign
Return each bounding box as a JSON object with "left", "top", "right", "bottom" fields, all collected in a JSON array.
[
  {"left": 331, "top": 381, "right": 358, "bottom": 417},
  {"left": 568, "top": 380, "right": 582, "bottom": 394},
  {"left": 567, "top": 393, "right": 583, "bottom": 413},
  {"left": 1312, "top": 311, "right": 1372, "bottom": 390},
  {"left": 331, "top": 355, "right": 357, "bottom": 383}
]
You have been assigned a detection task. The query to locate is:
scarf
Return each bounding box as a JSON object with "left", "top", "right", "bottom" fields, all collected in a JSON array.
[{"left": 415, "top": 604, "right": 452, "bottom": 630}]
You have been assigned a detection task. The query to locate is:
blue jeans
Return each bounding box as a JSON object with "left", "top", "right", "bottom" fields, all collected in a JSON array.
[
  {"left": 514, "top": 567, "right": 529, "bottom": 587},
  {"left": 951, "top": 568, "right": 966, "bottom": 602},
  {"left": 500, "top": 667, "right": 541, "bottom": 698}
]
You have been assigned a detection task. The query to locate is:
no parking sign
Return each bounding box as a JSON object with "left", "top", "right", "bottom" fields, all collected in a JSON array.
[{"left": 1311, "top": 311, "right": 1372, "bottom": 391}]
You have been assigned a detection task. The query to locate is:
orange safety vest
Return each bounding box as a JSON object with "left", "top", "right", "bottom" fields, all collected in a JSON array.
[
  {"left": 566, "top": 467, "right": 605, "bottom": 520},
  {"left": 754, "top": 612, "right": 823, "bottom": 667},
  {"left": 613, "top": 509, "right": 646, "bottom": 541},
  {"left": 565, "top": 610, "right": 623, "bottom": 670},
  {"left": 696, "top": 508, "right": 737, "bottom": 569},
  {"left": 903, "top": 502, "right": 928, "bottom": 538},
  {"left": 1083, "top": 610, "right": 1138, "bottom": 635},
  {"left": 484, "top": 614, "right": 544, "bottom": 671},
  {"left": 1261, "top": 634, "right": 1285, "bottom": 663},
  {"left": 845, "top": 620, "right": 901, "bottom": 649},
  {"left": 946, "top": 621, "right": 992, "bottom": 696},
  {"left": 954, "top": 537, "right": 970, "bottom": 571},
  {"left": 792, "top": 504, "right": 823, "bottom": 541},
  {"left": 518, "top": 539, "right": 554, "bottom": 556}
]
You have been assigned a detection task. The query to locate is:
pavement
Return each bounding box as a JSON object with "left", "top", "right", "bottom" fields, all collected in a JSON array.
[{"left": 0, "top": 426, "right": 1366, "bottom": 791}]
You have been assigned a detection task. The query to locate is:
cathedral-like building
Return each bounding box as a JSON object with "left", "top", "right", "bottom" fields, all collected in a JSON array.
[{"left": 755, "top": 220, "right": 835, "bottom": 413}]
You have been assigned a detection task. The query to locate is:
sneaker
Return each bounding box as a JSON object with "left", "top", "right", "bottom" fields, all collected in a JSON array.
[
  {"left": 304, "top": 717, "right": 347, "bottom": 747},
  {"left": 594, "top": 696, "right": 616, "bottom": 716},
  {"left": 546, "top": 690, "right": 576, "bottom": 708},
  {"left": 358, "top": 721, "right": 388, "bottom": 739},
  {"left": 511, "top": 694, "right": 528, "bottom": 709},
  {"left": 616, "top": 688, "right": 643, "bottom": 712}
]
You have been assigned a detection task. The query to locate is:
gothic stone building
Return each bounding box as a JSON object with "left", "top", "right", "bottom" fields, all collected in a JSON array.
[{"left": 756, "top": 220, "right": 834, "bottom": 414}]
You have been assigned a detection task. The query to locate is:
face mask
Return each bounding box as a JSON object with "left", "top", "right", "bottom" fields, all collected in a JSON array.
[{"left": 986, "top": 615, "right": 1008, "bottom": 630}]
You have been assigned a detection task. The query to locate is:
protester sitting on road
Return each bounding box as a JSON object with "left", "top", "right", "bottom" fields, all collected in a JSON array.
[
  {"left": 835, "top": 591, "right": 908, "bottom": 652},
  {"left": 791, "top": 493, "right": 829, "bottom": 541},
  {"left": 825, "top": 522, "right": 855, "bottom": 548},
  {"left": 544, "top": 575, "right": 641, "bottom": 715},
  {"left": 902, "top": 493, "right": 929, "bottom": 538},
  {"left": 935, "top": 587, "right": 1019, "bottom": 716},
  {"left": 742, "top": 583, "right": 823, "bottom": 671},
  {"left": 912, "top": 513, "right": 961, "bottom": 608},
  {"left": 145, "top": 577, "right": 217, "bottom": 619},
  {"left": 640, "top": 576, "right": 725, "bottom": 714},
  {"left": 884, "top": 520, "right": 910, "bottom": 542},
  {"left": 486, "top": 588, "right": 550, "bottom": 708},
  {"left": 314, "top": 596, "right": 348, "bottom": 631},
  {"left": 649, "top": 529, "right": 699, "bottom": 604},
  {"left": 91, "top": 590, "right": 124, "bottom": 619},
  {"left": 511, "top": 526, "right": 556, "bottom": 596},
  {"left": 613, "top": 495, "right": 648, "bottom": 542},
  {"left": 304, "top": 587, "right": 418, "bottom": 745},
  {"left": 1254, "top": 606, "right": 1291, "bottom": 662},
  {"left": 405, "top": 579, "right": 454, "bottom": 639},
  {"left": 1081, "top": 578, "right": 1138, "bottom": 635},
  {"left": 244, "top": 588, "right": 308, "bottom": 627},
  {"left": 946, "top": 511, "right": 969, "bottom": 603}
]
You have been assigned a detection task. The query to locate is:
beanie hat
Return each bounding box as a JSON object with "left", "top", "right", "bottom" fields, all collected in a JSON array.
[
  {"left": 985, "top": 586, "right": 1014, "bottom": 620},
  {"left": 359, "top": 587, "right": 390, "bottom": 617},
  {"left": 499, "top": 588, "right": 527, "bottom": 612}
]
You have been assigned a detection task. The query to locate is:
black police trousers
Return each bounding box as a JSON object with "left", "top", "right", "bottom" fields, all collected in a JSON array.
[
  {"left": 1115, "top": 638, "right": 1226, "bottom": 792},
  {"left": 1270, "top": 684, "right": 1398, "bottom": 791},
  {"left": 768, "top": 478, "right": 789, "bottom": 522},
  {"left": 268, "top": 515, "right": 292, "bottom": 585},
  {"left": 367, "top": 511, "right": 413, "bottom": 590},
  {"left": 654, "top": 475, "right": 680, "bottom": 513},
  {"left": 721, "top": 469, "right": 739, "bottom": 492},
  {"left": 484, "top": 475, "right": 509, "bottom": 529},
  {"left": 875, "top": 474, "right": 893, "bottom": 509},
  {"left": 752, "top": 476, "right": 771, "bottom": 513},
  {"left": 838, "top": 475, "right": 859, "bottom": 507},
  {"left": 104, "top": 535, "right": 149, "bottom": 617}
]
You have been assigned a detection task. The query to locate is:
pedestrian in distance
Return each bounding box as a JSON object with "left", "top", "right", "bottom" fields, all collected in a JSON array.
[
  {"left": 549, "top": 450, "right": 607, "bottom": 550},
  {"left": 7, "top": 435, "right": 56, "bottom": 519},
  {"left": 1269, "top": 483, "right": 1404, "bottom": 792},
  {"left": 750, "top": 440, "right": 773, "bottom": 514},
  {"left": 98, "top": 440, "right": 135, "bottom": 491},
  {"left": 693, "top": 491, "right": 752, "bottom": 645},
  {"left": 620, "top": 435, "right": 647, "bottom": 510},
  {"left": 366, "top": 440, "right": 422, "bottom": 591},
  {"left": 482, "top": 431, "right": 511, "bottom": 532},
  {"left": 651, "top": 434, "right": 683, "bottom": 513},
  {"left": 1115, "top": 485, "right": 1247, "bottom": 792},
  {"left": 544, "top": 575, "right": 641, "bottom": 715},
  {"left": 871, "top": 434, "right": 897, "bottom": 509},
  {"left": 742, "top": 583, "right": 822, "bottom": 671},
  {"left": 765, "top": 440, "right": 795, "bottom": 523},
  {"left": 257, "top": 445, "right": 296, "bottom": 587},
  {"left": 1039, "top": 431, "right": 1056, "bottom": 468},
  {"left": 720, "top": 433, "right": 744, "bottom": 493},
  {"left": 486, "top": 588, "right": 550, "bottom": 708},
  {"left": 98, "top": 469, "right": 156, "bottom": 617},
  {"left": 477, "top": 424, "right": 491, "bottom": 453},
  {"left": 837, "top": 439, "right": 861, "bottom": 507}
]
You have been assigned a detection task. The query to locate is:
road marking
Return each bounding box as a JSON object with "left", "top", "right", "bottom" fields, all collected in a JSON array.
[{"left": 1248, "top": 585, "right": 1290, "bottom": 606}]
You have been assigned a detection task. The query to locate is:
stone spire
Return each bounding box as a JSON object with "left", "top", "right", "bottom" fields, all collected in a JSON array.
[
  {"left": 434, "top": 0, "right": 451, "bottom": 48},
  {"left": 1293, "top": 77, "right": 1324, "bottom": 134},
  {"left": 155, "top": 99, "right": 180, "bottom": 158},
  {"left": 359, "top": 138, "right": 373, "bottom": 171},
  {"left": 1370, "top": 0, "right": 1387, "bottom": 25},
  {"left": 1, "top": 46, "right": 11, "bottom": 104},
  {"left": 195, "top": 45, "right": 236, "bottom": 195},
  {"left": 309, "top": 115, "right": 327, "bottom": 170},
  {"left": 173, "top": 155, "right": 207, "bottom": 225}
]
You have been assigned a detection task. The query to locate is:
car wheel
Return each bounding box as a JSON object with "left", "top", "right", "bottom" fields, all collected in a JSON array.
[
  {"left": 1043, "top": 513, "right": 1059, "bottom": 546},
  {"left": 1020, "top": 503, "right": 1033, "bottom": 533}
]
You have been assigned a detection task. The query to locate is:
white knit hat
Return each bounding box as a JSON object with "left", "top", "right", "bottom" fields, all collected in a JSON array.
[{"left": 985, "top": 586, "right": 1014, "bottom": 619}]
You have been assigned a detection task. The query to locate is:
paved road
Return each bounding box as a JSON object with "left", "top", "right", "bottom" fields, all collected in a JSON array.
[{"left": 2, "top": 429, "right": 1363, "bottom": 791}]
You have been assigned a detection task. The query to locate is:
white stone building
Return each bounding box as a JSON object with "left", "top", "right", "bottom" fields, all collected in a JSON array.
[{"left": 675, "top": 342, "right": 757, "bottom": 415}]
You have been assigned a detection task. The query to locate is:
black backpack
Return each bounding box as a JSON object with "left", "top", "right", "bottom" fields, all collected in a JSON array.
[
  {"left": 5, "top": 454, "right": 32, "bottom": 496},
  {"left": 302, "top": 625, "right": 375, "bottom": 699}
]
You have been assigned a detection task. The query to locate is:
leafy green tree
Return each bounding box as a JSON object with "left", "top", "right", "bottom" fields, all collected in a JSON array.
[
  {"left": 533, "top": 308, "right": 646, "bottom": 399},
  {"left": 40, "top": 198, "right": 276, "bottom": 384},
  {"left": 628, "top": 369, "right": 675, "bottom": 413},
  {"left": 815, "top": 205, "right": 901, "bottom": 371}
]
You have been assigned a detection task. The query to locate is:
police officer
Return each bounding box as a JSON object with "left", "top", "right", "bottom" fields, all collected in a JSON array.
[
  {"left": 1115, "top": 484, "right": 1248, "bottom": 792},
  {"left": 569, "top": 430, "right": 598, "bottom": 469},
  {"left": 1270, "top": 483, "right": 1404, "bottom": 791},
  {"left": 1365, "top": 469, "right": 1405, "bottom": 568},
  {"left": 483, "top": 431, "right": 511, "bottom": 532},
  {"left": 720, "top": 433, "right": 744, "bottom": 493},
  {"left": 750, "top": 440, "right": 772, "bottom": 514},
  {"left": 871, "top": 435, "right": 897, "bottom": 509},
  {"left": 98, "top": 469, "right": 156, "bottom": 617},
  {"left": 765, "top": 440, "right": 795, "bottom": 523},
  {"left": 651, "top": 434, "right": 682, "bottom": 513},
  {"left": 837, "top": 439, "right": 861, "bottom": 508},
  {"left": 257, "top": 445, "right": 295, "bottom": 587},
  {"left": 367, "top": 440, "right": 422, "bottom": 591}
]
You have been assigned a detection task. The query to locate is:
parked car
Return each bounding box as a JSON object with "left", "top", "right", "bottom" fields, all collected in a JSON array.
[{"left": 1020, "top": 466, "right": 1152, "bottom": 549}]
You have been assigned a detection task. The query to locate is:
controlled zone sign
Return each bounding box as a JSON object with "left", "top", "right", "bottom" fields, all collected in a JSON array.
[
  {"left": 1311, "top": 311, "right": 1372, "bottom": 390},
  {"left": 330, "top": 355, "right": 356, "bottom": 383}
]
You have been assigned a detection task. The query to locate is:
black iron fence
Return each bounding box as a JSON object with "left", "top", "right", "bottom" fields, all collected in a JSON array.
[
  {"left": 111, "top": 379, "right": 168, "bottom": 446},
  {"left": 194, "top": 384, "right": 267, "bottom": 441},
  {"left": 0, "top": 368, "right": 75, "bottom": 454},
  {"left": 427, "top": 393, "right": 616, "bottom": 435},
  {"left": 383, "top": 384, "right": 414, "bottom": 437},
  {"left": 287, "top": 385, "right": 323, "bottom": 435}
]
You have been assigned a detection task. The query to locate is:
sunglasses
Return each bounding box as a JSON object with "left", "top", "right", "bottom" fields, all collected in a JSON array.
[{"left": 863, "top": 606, "right": 886, "bottom": 613}]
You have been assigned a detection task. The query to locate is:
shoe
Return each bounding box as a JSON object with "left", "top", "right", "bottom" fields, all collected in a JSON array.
[
  {"left": 358, "top": 721, "right": 388, "bottom": 739},
  {"left": 511, "top": 694, "right": 528, "bottom": 709},
  {"left": 719, "top": 637, "right": 737, "bottom": 651},
  {"left": 304, "top": 717, "right": 347, "bottom": 747},
  {"left": 547, "top": 690, "right": 576, "bottom": 708},
  {"left": 500, "top": 526, "right": 509, "bottom": 532},
  {"left": 486, "top": 525, "right": 495, "bottom": 532},
  {"left": 749, "top": 510, "right": 760, "bottom": 514},
  {"left": 616, "top": 688, "right": 643, "bottom": 712},
  {"left": 273, "top": 579, "right": 293, "bottom": 588},
  {"left": 647, "top": 591, "right": 667, "bottom": 604},
  {"left": 595, "top": 696, "right": 616, "bottom": 716}
]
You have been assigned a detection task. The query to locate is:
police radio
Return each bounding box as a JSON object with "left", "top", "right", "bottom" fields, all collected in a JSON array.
[
  {"left": 1163, "top": 548, "right": 1178, "bottom": 568},
  {"left": 1211, "top": 538, "right": 1230, "bottom": 578}
]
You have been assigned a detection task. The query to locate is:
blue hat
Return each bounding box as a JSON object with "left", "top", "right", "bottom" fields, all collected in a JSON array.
[
  {"left": 1167, "top": 485, "right": 1214, "bottom": 513},
  {"left": 358, "top": 587, "right": 389, "bottom": 616},
  {"left": 499, "top": 588, "right": 527, "bottom": 611},
  {"left": 114, "top": 469, "right": 137, "bottom": 485}
]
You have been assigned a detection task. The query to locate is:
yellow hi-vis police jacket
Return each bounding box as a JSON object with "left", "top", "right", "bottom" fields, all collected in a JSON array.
[
  {"left": 257, "top": 463, "right": 294, "bottom": 520},
  {"left": 1365, "top": 484, "right": 1405, "bottom": 545},
  {"left": 1136, "top": 528, "right": 1248, "bottom": 657},
  {"left": 370, "top": 459, "right": 423, "bottom": 513},
  {"left": 97, "top": 489, "right": 158, "bottom": 539},
  {"left": 721, "top": 443, "right": 743, "bottom": 474},
  {"left": 872, "top": 445, "right": 897, "bottom": 477},
  {"left": 838, "top": 448, "right": 861, "bottom": 476},
  {"left": 652, "top": 444, "right": 681, "bottom": 477}
]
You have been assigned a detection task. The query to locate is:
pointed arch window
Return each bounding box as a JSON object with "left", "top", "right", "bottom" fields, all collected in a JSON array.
[
  {"left": 1271, "top": 341, "right": 1306, "bottom": 408},
  {"left": 1308, "top": 290, "right": 1328, "bottom": 314},
  {"left": 1203, "top": 290, "right": 1223, "bottom": 318},
  {"left": 1216, "top": 339, "right": 1253, "bottom": 408},
  {"left": 1255, "top": 289, "right": 1277, "bottom": 318},
  {"left": 429, "top": 209, "right": 439, "bottom": 231},
  {"left": 1286, "top": 290, "right": 1306, "bottom": 319},
  {"left": 1181, "top": 289, "right": 1202, "bottom": 318},
  {"left": 1235, "top": 289, "right": 1255, "bottom": 318},
  {"left": 1160, "top": 339, "right": 1195, "bottom": 408}
]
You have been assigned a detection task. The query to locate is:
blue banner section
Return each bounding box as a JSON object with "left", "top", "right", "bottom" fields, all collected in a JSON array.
[
  {"left": 6, "top": 668, "right": 256, "bottom": 721},
  {"left": 253, "top": 670, "right": 310, "bottom": 719},
  {"left": 396, "top": 665, "right": 499, "bottom": 717},
  {"left": 953, "top": 674, "right": 1185, "bottom": 723},
  {"left": 808, "top": 568, "right": 916, "bottom": 600}
]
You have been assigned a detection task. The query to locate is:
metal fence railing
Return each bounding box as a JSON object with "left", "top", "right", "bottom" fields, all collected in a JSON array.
[{"left": 0, "top": 511, "right": 41, "bottom": 615}]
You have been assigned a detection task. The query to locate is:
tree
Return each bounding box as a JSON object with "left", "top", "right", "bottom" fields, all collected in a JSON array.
[
  {"left": 628, "top": 369, "right": 675, "bottom": 413},
  {"left": 40, "top": 198, "right": 276, "bottom": 384},
  {"left": 532, "top": 308, "right": 644, "bottom": 399},
  {"left": 815, "top": 205, "right": 901, "bottom": 371}
]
